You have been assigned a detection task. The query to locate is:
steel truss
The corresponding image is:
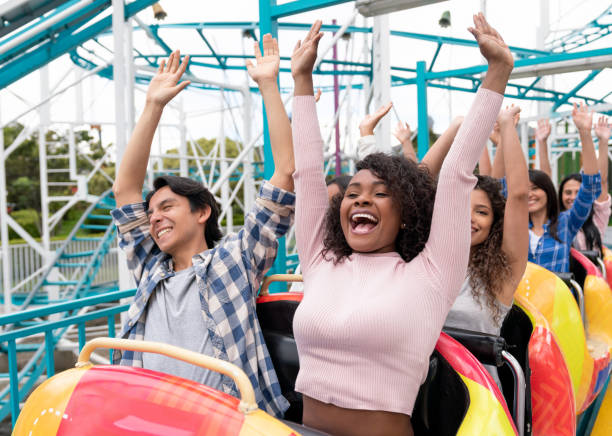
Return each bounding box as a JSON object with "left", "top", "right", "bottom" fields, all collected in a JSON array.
[{"left": 0, "top": 0, "right": 608, "bottom": 302}]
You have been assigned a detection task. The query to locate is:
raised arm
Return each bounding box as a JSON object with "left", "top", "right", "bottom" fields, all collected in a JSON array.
[
  {"left": 573, "top": 102, "right": 598, "bottom": 175},
  {"left": 490, "top": 122, "right": 505, "bottom": 179},
  {"left": 594, "top": 115, "right": 611, "bottom": 201},
  {"left": 247, "top": 34, "right": 294, "bottom": 192},
  {"left": 290, "top": 21, "right": 329, "bottom": 271},
  {"left": 420, "top": 116, "right": 463, "bottom": 177},
  {"left": 565, "top": 103, "right": 601, "bottom": 236},
  {"left": 356, "top": 102, "right": 393, "bottom": 160},
  {"left": 393, "top": 121, "right": 417, "bottom": 163},
  {"left": 498, "top": 106, "right": 529, "bottom": 306},
  {"left": 479, "top": 146, "right": 492, "bottom": 176},
  {"left": 424, "top": 13, "right": 511, "bottom": 295},
  {"left": 113, "top": 51, "right": 190, "bottom": 207},
  {"left": 536, "top": 118, "right": 552, "bottom": 178}
]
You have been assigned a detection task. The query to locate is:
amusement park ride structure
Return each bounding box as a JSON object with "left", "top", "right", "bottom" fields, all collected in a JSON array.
[{"left": 0, "top": 0, "right": 609, "bottom": 426}]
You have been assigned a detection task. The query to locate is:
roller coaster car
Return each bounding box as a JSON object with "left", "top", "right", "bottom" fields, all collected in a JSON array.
[
  {"left": 516, "top": 260, "right": 612, "bottom": 436},
  {"left": 13, "top": 338, "right": 327, "bottom": 436},
  {"left": 256, "top": 292, "right": 519, "bottom": 436},
  {"left": 602, "top": 246, "right": 612, "bottom": 289},
  {"left": 569, "top": 250, "right": 612, "bottom": 407}
]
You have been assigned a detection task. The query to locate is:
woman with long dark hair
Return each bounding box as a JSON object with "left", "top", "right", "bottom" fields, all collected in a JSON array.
[
  {"left": 289, "top": 15, "right": 513, "bottom": 436},
  {"left": 445, "top": 106, "right": 529, "bottom": 388},
  {"left": 526, "top": 103, "right": 601, "bottom": 273},
  {"left": 557, "top": 117, "right": 610, "bottom": 254}
]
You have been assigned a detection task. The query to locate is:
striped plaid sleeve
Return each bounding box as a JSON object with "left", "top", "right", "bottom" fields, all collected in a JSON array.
[
  {"left": 567, "top": 172, "right": 602, "bottom": 237},
  {"left": 239, "top": 181, "right": 295, "bottom": 283},
  {"left": 498, "top": 177, "right": 508, "bottom": 199},
  {"left": 111, "top": 202, "right": 160, "bottom": 286}
]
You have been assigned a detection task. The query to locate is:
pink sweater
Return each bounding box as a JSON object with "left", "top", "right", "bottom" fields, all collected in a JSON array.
[{"left": 291, "top": 88, "right": 503, "bottom": 415}]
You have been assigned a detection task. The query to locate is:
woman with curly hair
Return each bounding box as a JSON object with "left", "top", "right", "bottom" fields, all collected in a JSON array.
[
  {"left": 289, "top": 15, "right": 513, "bottom": 436},
  {"left": 445, "top": 106, "right": 529, "bottom": 389}
]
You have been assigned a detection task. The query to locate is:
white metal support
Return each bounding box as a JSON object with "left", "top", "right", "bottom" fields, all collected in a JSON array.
[
  {"left": 0, "top": 100, "right": 12, "bottom": 314},
  {"left": 179, "top": 98, "right": 188, "bottom": 177},
  {"left": 372, "top": 14, "right": 391, "bottom": 152},
  {"left": 219, "top": 90, "right": 231, "bottom": 233},
  {"left": 242, "top": 90, "right": 254, "bottom": 214},
  {"left": 126, "top": 17, "right": 135, "bottom": 133},
  {"left": 113, "top": 0, "right": 134, "bottom": 298}
]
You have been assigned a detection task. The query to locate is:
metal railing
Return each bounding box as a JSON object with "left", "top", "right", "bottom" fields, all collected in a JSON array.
[{"left": 0, "top": 288, "right": 136, "bottom": 426}]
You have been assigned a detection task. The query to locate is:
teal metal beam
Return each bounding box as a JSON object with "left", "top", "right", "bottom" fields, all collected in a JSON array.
[
  {"left": 270, "top": 0, "right": 354, "bottom": 19},
  {"left": 428, "top": 42, "right": 442, "bottom": 72},
  {"left": 548, "top": 5, "right": 612, "bottom": 52},
  {"left": 552, "top": 70, "right": 602, "bottom": 111},
  {"left": 259, "top": 0, "right": 287, "bottom": 285},
  {"left": 0, "top": 0, "right": 159, "bottom": 89},
  {"left": 147, "top": 24, "right": 172, "bottom": 54},
  {"left": 416, "top": 61, "right": 429, "bottom": 159},
  {"left": 390, "top": 29, "right": 549, "bottom": 59},
  {"left": 196, "top": 28, "right": 226, "bottom": 68},
  {"left": 425, "top": 46, "right": 612, "bottom": 81}
]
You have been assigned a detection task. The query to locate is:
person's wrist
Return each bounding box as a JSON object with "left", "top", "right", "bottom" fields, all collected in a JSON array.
[
  {"left": 143, "top": 99, "right": 165, "bottom": 113},
  {"left": 577, "top": 127, "right": 592, "bottom": 136},
  {"left": 256, "top": 78, "right": 280, "bottom": 92},
  {"left": 487, "top": 60, "right": 513, "bottom": 75},
  {"left": 359, "top": 126, "right": 374, "bottom": 136}
]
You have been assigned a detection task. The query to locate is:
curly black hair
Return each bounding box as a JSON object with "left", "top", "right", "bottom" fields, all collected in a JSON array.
[
  {"left": 321, "top": 153, "right": 437, "bottom": 263},
  {"left": 468, "top": 175, "right": 512, "bottom": 325}
]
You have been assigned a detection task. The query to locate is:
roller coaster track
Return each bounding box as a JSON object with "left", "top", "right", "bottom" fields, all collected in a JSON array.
[
  {"left": 12, "top": 189, "right": 118, "bottom": 309},
  {"left": 0, "top": 190, "right": 118, "bottom": 423}
]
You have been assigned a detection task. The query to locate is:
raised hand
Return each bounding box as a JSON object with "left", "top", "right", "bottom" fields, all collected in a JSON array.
[
  {"left": 595, "top": 115, "right": 611, "bottom": 142},
  {"left": 359, "top": 102, "right": 393, "bottom": 136},
  {"left": 535, "top": 118, "right": 551, "bottom": 143},
  {"left": 393, "top": 120, "right": 412, "bottom": 145},
  {"left": 489, "top": 122, "right": 501, "bottom": 145},
  {"left": 498, "top": 105, "right": 521, "bottom": 126},
  {"left": 146, "top": 50, "right": 190, "bottom": 107},
  {"left": 468, "top": 13, "right": 513, "bottom": 70},
  {"left": 291, "top": 20, "right": 323, "bottom": 79},
  {"left": 246, "top": 33, "right": 279, "bottom": 85},
  {"left": 572, "top": 102, "right": 593, "bottom": 133}
]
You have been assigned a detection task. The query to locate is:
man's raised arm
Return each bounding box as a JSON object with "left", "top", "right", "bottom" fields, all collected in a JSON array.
[{"left": 113, "top": 51, "right": 190, "bottom": 206}]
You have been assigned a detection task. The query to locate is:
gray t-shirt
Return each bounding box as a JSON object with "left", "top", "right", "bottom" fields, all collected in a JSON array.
[
  {"left": 445, "top": 277, "right": 512, "bottom": 390},
  {"left": 143, "top": 266, "right": 222, "bottom": 389}
]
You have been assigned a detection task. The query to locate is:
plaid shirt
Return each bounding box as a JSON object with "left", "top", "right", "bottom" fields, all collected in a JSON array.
[
  {"left": 110, "top": 181, "right": 294, "bottom": 418},
  {"left": 528, "top": 172, "right": 601, "bottom": 273}
]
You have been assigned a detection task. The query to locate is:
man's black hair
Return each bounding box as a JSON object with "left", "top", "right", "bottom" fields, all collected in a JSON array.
[{"left": 145, "top": 175, "right": 223, "bottom": 248}]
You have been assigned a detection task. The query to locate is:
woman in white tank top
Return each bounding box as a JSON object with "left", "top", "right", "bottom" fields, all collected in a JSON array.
[{"left": 445, "top": 106, "right": 530, "bottom": 386}]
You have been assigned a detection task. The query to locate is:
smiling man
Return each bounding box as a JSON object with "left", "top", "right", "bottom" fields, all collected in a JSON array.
[{"left": 110, "top": 49, "right": 294, "bottom": 418}]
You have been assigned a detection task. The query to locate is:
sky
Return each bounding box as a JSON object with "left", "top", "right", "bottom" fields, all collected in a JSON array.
[{"left": 0, "top": 0, "right": 610, "bottom": 155}]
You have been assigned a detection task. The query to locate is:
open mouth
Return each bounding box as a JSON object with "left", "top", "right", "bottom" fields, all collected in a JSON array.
[
  {"left": 350, "top": 212, "right": 379, "bottom": 235},
  {"left": 156, "top": 227, "right": 172, "bottom": 239}
]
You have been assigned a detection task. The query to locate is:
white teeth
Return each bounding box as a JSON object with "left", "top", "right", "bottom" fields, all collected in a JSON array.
[
  {"left": 351, "top": 213, "right": 378, "bottom": 223},
  {"left": 157, "top": 228, "right": 171, "bottom": 238}
]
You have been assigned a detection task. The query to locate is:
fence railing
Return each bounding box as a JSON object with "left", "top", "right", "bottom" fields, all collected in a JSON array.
[
  {"left": 0, "top": 239, "right": 119, "bottom": 295},
  {"left": 0, "top": 288, "right": 136, "bottom": 426}
]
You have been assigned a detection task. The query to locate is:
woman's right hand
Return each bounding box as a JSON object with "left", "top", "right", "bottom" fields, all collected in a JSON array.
[
  {"left": 498, "top": 105, "right": 521, "bottom": 127},
  {"left": 291, "top": 20, "right": 323, "bottom": 79},
  {"left": 146, "top": 50, "right": 190, "bottom": 107},
  {"left": 246, "top": 33, "right": 280, "bottom": 85},
  {"left": 468, "top": 13, "right": 513, "bottom": 71},
  {"left": 535, "top": 118, "right": 551, "bottom": 143},
  {"left": 572, "top": 102, "right": 593, "bottom": 134}
]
